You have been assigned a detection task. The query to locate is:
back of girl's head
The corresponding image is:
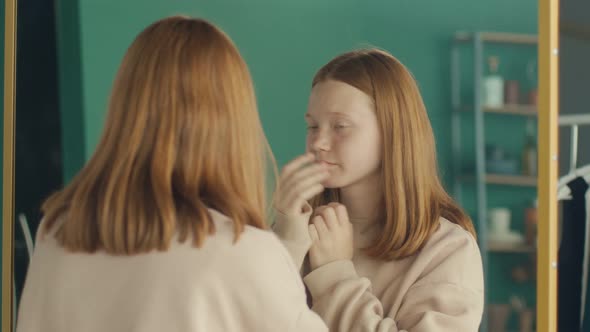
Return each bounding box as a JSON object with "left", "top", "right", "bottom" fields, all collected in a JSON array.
[
  {"left": 42, "top": 16, "right": 274, "bottom": 254},
  {"left": 312, "top": 48, "right": 475, "bottom": 259}
]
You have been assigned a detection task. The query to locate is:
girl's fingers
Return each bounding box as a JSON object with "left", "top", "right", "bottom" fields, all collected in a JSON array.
[
  {"left": 309, "top": 224, "right": 319, "bottom": 242},
  {"left": 313, "top": 205, "right": 328, "bottom": 218},
  {"left": 281, "top": 162, "right": 328, "bottom": 190},
  {"left": 279, "top": 153, "right": 316, "bottom": 182},
  {"left": 312, "top": 215, "right": 328, "bottom": 239},
  {"left": 319, "top": 207, "right": 338, "bottom": 229},
  {"left": 281, "top": 180, "right": 325, "bottom": 215},
  {"left": 329, "top": 203, "right": 350, "bottom": 226},
  {"left": 283, "top": 168, "right": 328, "bottom": 199},
  {"left": 292, "top": 184, "right": 325, "bottom": 206}
]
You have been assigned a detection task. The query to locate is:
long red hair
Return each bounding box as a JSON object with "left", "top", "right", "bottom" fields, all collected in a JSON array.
[
  {"left": 311, "top": 49, "right": 475, "bottom": 260},
  {"left": 42, "top": 16, "right": 276, "bottom": 254}
]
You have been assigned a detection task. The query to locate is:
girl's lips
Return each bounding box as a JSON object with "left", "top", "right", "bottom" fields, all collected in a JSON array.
[{"left": 318, "top": 160, "right": 338, "bottom": 167}]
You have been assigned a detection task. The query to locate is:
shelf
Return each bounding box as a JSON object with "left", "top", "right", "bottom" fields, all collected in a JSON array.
[
  {"left": 450, "top": 30, "right": 539, "bottom": 331},
  {"left": 454, "top": 31, "right": 537, "bottom": 45},
  {"left": 488, "top": 242, "right": 536, "bottom": 253},
  {"left": 459, "top": 174, "right": 537, "bottom": 187},
  {"left": 456, "top": 104, "right": 538, "bottom": 116},
  {"left": 486, "top": 174, "right": 537, "bottom": 187},
  {"left": 483, "top": 105, "right": 537, "bottom": 116}
]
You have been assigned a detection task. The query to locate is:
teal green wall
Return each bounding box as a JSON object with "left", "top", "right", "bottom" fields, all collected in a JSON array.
[
  {"left": 56, "top": 0, "right": 85, "bottom": 183},
  {"left": 57, "top": 0, "right": 538, "bottom": 327},
  {"left": 59, "top": 0, "right": 537, "bottom": 181}
]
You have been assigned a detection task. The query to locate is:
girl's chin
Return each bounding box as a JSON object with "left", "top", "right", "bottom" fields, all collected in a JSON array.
[{"left": 321, "top": 178, "right": 343, "bottom": 189}]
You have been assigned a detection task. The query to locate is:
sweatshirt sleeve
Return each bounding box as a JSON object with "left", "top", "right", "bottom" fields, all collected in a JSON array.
[
  {"left": 246, "top": 233, "right": 327, "bottom": 332},
  {"left": 271, "top": 209, "right": 312, "bottom": 271},
  {"left": 303, "top": 233, "right": 484, "bottom": 332},
  {"left": 304, "top": 260, "right": 402, "bottom": 331}
]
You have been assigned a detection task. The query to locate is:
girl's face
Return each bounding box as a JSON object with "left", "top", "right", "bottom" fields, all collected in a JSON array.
[{"left": 306, "top": 80, "right": 382, "bottom": 190}]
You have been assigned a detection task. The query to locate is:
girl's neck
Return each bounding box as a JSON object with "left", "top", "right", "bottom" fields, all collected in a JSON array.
[{"left": 339, "top": 171, "right": 382, "bottom": 224}]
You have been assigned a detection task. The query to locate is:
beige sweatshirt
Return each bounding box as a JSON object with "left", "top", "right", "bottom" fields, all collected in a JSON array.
[
  {"left": 273, "top": 215, "right": 484, "bottom": 331},
  {"left": 17, "top": 209, "right": 328, "bottom": 332}
]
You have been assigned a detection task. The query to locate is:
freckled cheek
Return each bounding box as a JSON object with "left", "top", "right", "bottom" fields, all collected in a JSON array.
[
  {"left": 341, "top": 134, "right": 374, "bottom": 160},
  {"left": 331, "top": 136, "right": 353, "bottom": 160}
]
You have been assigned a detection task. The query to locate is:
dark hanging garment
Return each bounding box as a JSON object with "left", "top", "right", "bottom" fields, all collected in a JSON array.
[
  {"left": 583, "top": 180, "right": 590, "bottom": 332},
  {"left": 559, "top": 176, "right": 589, "bottom": 332}
]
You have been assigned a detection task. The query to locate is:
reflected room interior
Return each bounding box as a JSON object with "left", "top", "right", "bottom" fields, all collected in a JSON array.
[{"left": 9, "top": 1, "right": 588, "bottom": 331}]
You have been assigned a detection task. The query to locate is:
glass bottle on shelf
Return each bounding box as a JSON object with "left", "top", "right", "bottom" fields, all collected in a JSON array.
[
  {"left": 522, "top": 119, "right": 537, "bottom": 176},
  {"left": 483, "top": 56, "right": 504, "bottom": 108},
  {"left": 526, "top": 57, "right": 538, "bottom": 106}
]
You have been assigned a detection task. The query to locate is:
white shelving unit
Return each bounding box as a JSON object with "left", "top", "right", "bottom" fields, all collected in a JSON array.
[{"left": 451, "top": 31, "right": 538, "bottom": 332}]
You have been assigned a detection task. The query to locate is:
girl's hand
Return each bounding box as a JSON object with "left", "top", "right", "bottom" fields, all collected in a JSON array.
[
  {"left": 274, "top": 153, "right": 329, "bottom": 229},
  {"left": 308, "top": 203, "right": 354, "bottom": 270}
]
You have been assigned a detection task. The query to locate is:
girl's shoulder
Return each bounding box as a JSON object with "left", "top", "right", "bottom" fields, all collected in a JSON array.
[
  {"left": 428, "top": 217, "right": 479, "bottom": 251},
  {"left": 412, "top": 217, "right": 483, "bottom": 289}
]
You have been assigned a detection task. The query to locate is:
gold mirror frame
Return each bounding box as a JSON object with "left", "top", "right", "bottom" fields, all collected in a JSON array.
[
  {"left": 3, "top": 0, "right": 16, "bottom": 330},
  {"left": 0, "top": 0, "right": 560, "bottom": 330},
  {"left": 537, "top": 1, "right": 560, "bottom": 331}
]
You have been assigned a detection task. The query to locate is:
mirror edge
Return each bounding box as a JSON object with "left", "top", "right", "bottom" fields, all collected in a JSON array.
[
  {"left": 537, "top": 0, "right": 560, "bottom": 331},
  {"left": 3, "top": 0, "right": 16, "bottom": 330}
]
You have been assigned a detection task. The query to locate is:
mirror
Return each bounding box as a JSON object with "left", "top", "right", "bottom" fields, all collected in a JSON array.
[
  {"left": 3, "top": 1, "right": 561, "bottom": 331},
  {"left": 2, "top": 0, "right": 16, "bottom": 330}
]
